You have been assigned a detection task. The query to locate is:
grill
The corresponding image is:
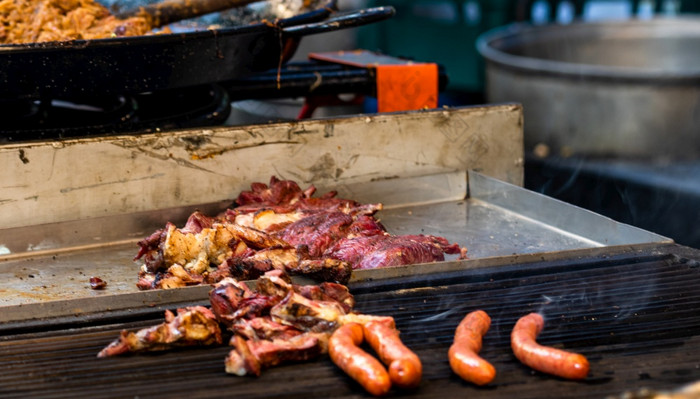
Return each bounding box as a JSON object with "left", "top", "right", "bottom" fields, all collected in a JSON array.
[
  {"left": 1, "top": 246, "right": 699, "bottom": 398},
  {"left": 1, "top": 105, "right": 697, "bottom": 398}
]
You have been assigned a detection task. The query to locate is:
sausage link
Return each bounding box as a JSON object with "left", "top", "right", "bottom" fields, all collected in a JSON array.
[
  {"left": 329, "top": 323, "right": 392, "bottom": 396},
  {"left": 448, "top": 309, "right": 496, "bottom": 385},
  {"left": 362, "top": 321, "right": 423, "bottom": 389},
  {"left": 511, "top": 312, "right": 590, "bottom": 380}
]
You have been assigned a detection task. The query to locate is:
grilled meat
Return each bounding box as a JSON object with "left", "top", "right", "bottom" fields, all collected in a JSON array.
[
  {"left": 231, "top": 316, "right": 303, "bottom": 341},
  {"left": 133, "top": 176, "right": 466, "bottom": 290},
  {"left": 275, "top": 212, "right": 354, "bottom": 257},
  {"left": 297, "top": 282, "right": 355, "bottom": 313},
  {"left": 209, "top": 277, "right": 280, "bottom": 327},
  {"left": 97, "top": 306, "right": 222, "bottom": 357},
  {"left": 229, "top": 176, "right": 381, "bottom": 216},
  {"left": 226, "top": 332, "right": 326, "bottom": 376},
  {"left": 327, "top": 233, "right": 468, "bottom": 270},
  {"left": 270, "top": 290, "right": 347, "bottom": 333},
  {"left": 100, "top": 271, "right": 409, "bottom": 382}
]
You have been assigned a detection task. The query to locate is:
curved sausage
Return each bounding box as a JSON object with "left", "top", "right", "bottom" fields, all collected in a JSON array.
[
  {"left": 511, "top": 312, "right": 589, "bottom": 380},
  {"left": 362, "top": 321, "right": 423, "bottom": 389},
  {"left": 448, "top": 309, "right": 496, "bottom": 385},
  {"left": 329, "top": 323, "right": 391, "bottom": 396}
]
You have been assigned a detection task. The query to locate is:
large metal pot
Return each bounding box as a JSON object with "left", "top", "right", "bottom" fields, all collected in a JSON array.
[{"left": 477, "top": 18, "right": 700, "bottom": 159}]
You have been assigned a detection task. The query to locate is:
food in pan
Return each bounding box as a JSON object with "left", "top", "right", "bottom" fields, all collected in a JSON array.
[
  {"left": 99, "top": 270, "right": 420, "bottom": 397},
  {"left": 0, "top": 0, "right": 152, "bottom": 44},
  {"left": 448, "top": 309, "right": 496, "bottom": 385},
  {"left": 134, "top": 176, "right": 467, "bottom": 290},
  {"left": 511, "top": 312, "right": 590, "bottom": 380}
]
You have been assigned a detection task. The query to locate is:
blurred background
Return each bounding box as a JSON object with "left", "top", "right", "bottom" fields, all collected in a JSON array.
[{"left": 289, "top": 0, "right": 700, "bottom": 249}]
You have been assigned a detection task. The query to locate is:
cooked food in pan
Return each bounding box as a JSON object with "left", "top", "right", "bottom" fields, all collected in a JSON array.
[
  {"left": 134, "top": 176, "right": 468, "bottom": 290},
  {"left": 0, "top": 0, "right": 152, "bottom": 44},
  {"left": 99, "top": 270, "right": 420, "bottom": 396}
]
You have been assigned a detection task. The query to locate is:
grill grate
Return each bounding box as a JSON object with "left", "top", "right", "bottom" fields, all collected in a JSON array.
[{"left": 1, "top": 248, "right": 699, "bottom": 398}]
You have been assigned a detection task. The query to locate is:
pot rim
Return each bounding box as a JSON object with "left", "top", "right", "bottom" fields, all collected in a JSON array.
[{"left": 476, "top": 16, "right": 700, "bottom": 83}]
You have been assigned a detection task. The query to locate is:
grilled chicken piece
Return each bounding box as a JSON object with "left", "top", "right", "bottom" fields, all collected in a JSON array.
[
  {"left": 233, "top": 208, "right": 305, "bottom": 233},
  {"left": 256, "top": 271, "right": 355, "bottom": 312},
  {"left": 255, "top": 270, "right": 294, "bottom": 297},
  {"left": 163, "top": 223, "right": 288, "bottom": 274},
  {"left": 225, "top": 332, "right": 327, "bottom": 376},
  {"left": 302, "top": 282, "right": 355, "bottom": 313},
  {"left": 97, "top": 306, "right": 222, "bottom": 357},
  {"left": 136, "top": 221, "right": 290, "bottom": 289},
  {"left": 270, "top": 291, "right": 347, "bottom": 333},
  {"left": 231, "top": 316, "right": 303, "bottom": 341},
  {"left": 209, "top": 278, "right": 280, "bottom": 327}
]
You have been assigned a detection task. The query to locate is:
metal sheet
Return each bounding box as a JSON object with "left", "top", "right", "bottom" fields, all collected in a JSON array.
[
  {"left": 0, "top": 105, "right": 524, "bottom": 229},
  {"left": 0, "top": 170, "right": 669, "bottom": 324}
]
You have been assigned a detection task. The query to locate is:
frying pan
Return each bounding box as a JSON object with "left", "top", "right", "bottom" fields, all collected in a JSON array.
[{"left": 0, "top": 2, "right": 395, "bottom": 100}]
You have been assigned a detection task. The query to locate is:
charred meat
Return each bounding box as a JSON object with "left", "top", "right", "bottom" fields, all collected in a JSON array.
[
  {"left": 134, "top": 176, "right": 466, "bottom": 289},
  {"left": 97, "top": 306, "right": 222, "bottom": 357},
  {"left": 98, "top": 271, "right": 410, "bottom": 382}
]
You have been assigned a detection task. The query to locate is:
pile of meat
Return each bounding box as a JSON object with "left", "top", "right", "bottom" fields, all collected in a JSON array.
[
  {"left": 135, "top": 176, "right": 467, "bottom": 290},
  {"left": 0, "top": 0, "right": 152, "bottom": 44},
  {"left": 98, "top": 271, "right": 592, "bottom": 395},
  {"left": 99, "top": 271, "right": 401, "bottom": 379}
]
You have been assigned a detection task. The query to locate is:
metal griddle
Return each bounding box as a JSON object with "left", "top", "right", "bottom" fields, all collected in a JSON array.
[
  {"left": 0, "top": 243, "right": 699, "bottom": 398},
  {"left": 0, "top": 171, "right": 667, "bottom": 326},
  {"left": 0, "top": 105, "right": 694, "bottom": 397}
]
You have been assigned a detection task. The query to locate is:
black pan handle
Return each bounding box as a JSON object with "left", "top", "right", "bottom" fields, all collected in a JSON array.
[{"left": 281, "top": 6, "right": 396, "bottom": 39}]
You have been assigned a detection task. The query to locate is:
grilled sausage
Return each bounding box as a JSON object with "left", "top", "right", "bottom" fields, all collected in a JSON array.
[
  {"left": 362, "top": 320, "right": 423, "bottom": 389},
  {"left": 448, "top": 309, "right": 496, "bottom": 385},
  {"left": 511, "top": 312, "right": 589, "bottom": 380},
  {"left": 329, "top": 323, "right": 391, "bottom": 396}
]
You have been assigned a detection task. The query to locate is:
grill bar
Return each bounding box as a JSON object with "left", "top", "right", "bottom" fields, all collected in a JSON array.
[{"left": 1, "top": 246, "right": 699, "bottom": 398}]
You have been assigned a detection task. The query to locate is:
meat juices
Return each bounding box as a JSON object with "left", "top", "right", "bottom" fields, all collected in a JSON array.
[
  {"left": 362, "top": 321, "right": 422, "bottom": 389},
  {"left": 329, "top": 323, "right": 392, "bottom": 397},
  {"left": 511, "top": 313, "right": 590, "bottom": 380},
  {"left": 448, "top": 310, "right": 496, "bottom": 385}
]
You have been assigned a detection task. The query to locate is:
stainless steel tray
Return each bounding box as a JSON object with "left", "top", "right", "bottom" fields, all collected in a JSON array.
[{"left": 0, "top": 170, "right": 669, "bottom": 323}]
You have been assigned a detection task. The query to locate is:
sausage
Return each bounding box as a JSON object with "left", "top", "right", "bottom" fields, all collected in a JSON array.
[
  {"left": 329, "top": 323, "right": 392, "bottom": 396},
  {"left": 448, "top": 309, "right": 496, "bottom": 385},
  {"left": 511, "top": 312, "right": 590, "bottom": 380},
  {"left": 362, "top": 320, "right": 423, "bottom": 389}
]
